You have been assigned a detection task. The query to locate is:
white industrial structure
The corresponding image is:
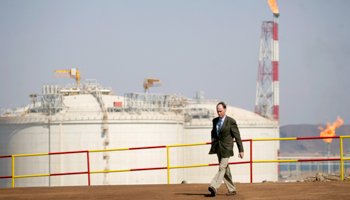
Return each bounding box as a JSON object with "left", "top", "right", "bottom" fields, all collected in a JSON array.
[{"left": 0, "top": 80, "right": 279, "bottom": 188}]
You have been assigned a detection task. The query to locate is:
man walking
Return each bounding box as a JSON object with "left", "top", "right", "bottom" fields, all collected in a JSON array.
[{"left": 208, "top": 102, "right": 244, "bottom": 197}]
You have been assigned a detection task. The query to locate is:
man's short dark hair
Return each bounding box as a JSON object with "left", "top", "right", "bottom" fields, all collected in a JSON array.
[{"left": 217, "top": 102, "right": 227, "bottom": 109}]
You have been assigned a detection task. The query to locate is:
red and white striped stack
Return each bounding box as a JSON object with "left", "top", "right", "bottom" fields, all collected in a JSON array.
[{"left": 272, "top": 13, "right": 279, "bottom": 120}]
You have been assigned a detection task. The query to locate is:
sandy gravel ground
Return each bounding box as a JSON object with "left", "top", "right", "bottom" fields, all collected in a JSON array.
[{"left": 1, "top": 182, "right": 350, "bottom": 199}]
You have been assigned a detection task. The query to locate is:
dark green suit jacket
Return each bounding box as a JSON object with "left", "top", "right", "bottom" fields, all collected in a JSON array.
[{"left": 208, "top": 116, "right": 244, "bottom": 158}]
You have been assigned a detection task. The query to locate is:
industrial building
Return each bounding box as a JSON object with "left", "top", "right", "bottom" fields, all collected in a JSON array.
[{"left": 0, "top": 74, "right": 279, "bottom": 187}]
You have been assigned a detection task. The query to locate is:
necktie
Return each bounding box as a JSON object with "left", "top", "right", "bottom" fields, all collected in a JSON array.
[{"left": 218, "top": 120, "right": 222, "bottom": 134}]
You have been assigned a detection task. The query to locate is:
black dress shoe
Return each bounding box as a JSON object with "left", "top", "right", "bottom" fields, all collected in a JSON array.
[
  {"left": 208, "top": 186, "right": 216, "bottom": 197},
  {"left": 226, "top": 191, "right": 236, "bottom": 196}
]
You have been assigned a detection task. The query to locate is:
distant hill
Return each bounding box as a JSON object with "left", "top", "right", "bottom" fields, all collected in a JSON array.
[{"left": 280, "top": 124, "right": 350, "bottom": 156}]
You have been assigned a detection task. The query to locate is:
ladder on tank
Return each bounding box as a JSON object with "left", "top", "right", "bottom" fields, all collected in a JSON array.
[{"left": 91, "top": 82, "right": 110, "bottom": 185}]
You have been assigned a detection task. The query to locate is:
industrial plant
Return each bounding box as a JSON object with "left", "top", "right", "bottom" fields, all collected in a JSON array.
[
  {"left": 0, "top": 1, "right": 281, "bottom": 188},
  {"left": 0, "top": 68, "right": 279, "bottom": 187}
]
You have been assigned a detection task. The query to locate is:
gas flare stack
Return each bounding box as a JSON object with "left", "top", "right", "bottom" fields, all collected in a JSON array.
[{"left": 255, "top": 0, "right": 279, "bottom": 120}]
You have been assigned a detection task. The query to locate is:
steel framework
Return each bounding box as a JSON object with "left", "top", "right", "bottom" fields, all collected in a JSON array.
[
  {"left": 29, "top": 84, "right": 64, "bottom": 115},
  {"left": 255, "top": 14, "right": 279, "bottom": 120}
]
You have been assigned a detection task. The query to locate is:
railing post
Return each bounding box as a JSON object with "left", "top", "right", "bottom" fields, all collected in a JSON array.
[
  {"left": 167, "top": 146, "right": 170, "bottom": 184},
  {"left": 12, "top": 155, "right": 15, "bottom": 188},
  {"left": 87, "top": 151, "right": 91, "bottom": 186},
  {"left": 250, "top": 139, "right": 253, "bottom": 183},
  {"left": 340, "top": 137, "right": 344, "bottom": 180}
]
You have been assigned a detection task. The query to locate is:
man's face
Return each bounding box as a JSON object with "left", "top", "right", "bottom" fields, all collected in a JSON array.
[{"left": 217, "top": 104, "right": 226, "bottom": 119}]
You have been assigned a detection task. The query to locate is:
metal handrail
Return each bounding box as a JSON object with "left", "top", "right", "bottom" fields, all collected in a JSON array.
[{"left": 0, "top": 135, "right": 349, "bottom": 187}]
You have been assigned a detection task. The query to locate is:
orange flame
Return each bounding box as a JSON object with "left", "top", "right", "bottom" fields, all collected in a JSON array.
[
  {"left": 319, "top": 116, "right": 343, "bottom": 143},
  {"left": 268, "top": 0, "right": 279, "bottom": 14}
]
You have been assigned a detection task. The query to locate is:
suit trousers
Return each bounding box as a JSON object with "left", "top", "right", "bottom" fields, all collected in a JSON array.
[{"left": 210, "top": 149, "right": 236, "bottom": 192}]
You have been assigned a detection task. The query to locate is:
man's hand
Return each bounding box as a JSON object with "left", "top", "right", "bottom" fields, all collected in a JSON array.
[
  {"left": 238, "top": 152, "right": 244, "bottom": 159},
  {"left": 211, "top": 138, "right": 215, "bottom": 142}
]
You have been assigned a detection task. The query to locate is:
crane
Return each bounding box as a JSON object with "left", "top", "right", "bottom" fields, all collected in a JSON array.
[
  {"left": 54, "top": 68, "right": 81, "bottom": 85},
  {"left": 143, "top": 78, "right": 162, "bottom": 93}
]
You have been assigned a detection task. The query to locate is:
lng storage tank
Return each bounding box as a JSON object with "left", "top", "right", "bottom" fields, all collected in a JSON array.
[{"left": 0, "top": 78, "right": 279, "bottom": 187}]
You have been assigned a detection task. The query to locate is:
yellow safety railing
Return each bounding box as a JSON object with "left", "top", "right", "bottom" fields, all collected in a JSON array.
[{"left": 1, "top": 135, "right": 349, "bottom": 187}]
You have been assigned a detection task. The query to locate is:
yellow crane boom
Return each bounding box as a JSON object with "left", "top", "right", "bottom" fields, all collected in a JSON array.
[
  {"left": 143, "top": 78, "right": 162, "bottom": 93},
  {"left": 55, "top": 68, "right": 81, "bottom": 85}
]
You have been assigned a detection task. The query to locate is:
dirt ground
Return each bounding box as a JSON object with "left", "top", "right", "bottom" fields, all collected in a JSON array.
[{"left": 1, "top": 182, "right": 350, "bottom": 200}]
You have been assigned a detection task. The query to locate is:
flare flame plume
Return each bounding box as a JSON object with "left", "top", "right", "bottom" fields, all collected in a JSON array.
[
  {"left": 268, "top": 0, "right": 279, "bottom": 14},
  {"left": 318, "top": 116, "right": 343, "bottom": 143}
]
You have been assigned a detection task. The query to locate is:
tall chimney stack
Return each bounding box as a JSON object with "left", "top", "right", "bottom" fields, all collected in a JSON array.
[{"left": 272, "top": 13, "right": 279, "bottom": 120}]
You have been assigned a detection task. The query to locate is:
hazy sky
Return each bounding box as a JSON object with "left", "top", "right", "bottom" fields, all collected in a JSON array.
[{"left": 0, "top": 0, "right": 349, "bottom": 126}]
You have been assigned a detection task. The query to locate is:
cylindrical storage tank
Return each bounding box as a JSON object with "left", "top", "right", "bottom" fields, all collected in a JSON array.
[
  {"left": 182, "top": 119, "right": 214, "bottom": 184},
  {"left": 0, "top": 94, "right": 185, "bottom": 187},
  {"left": 0, "top": 119, "right": 51, "bottom": 188},
  {"left": 0, "top": 94, "right": 279, "bottom": 187},
  {"left": 183, "top": 104, "right": 279, "bottom": 183}
]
